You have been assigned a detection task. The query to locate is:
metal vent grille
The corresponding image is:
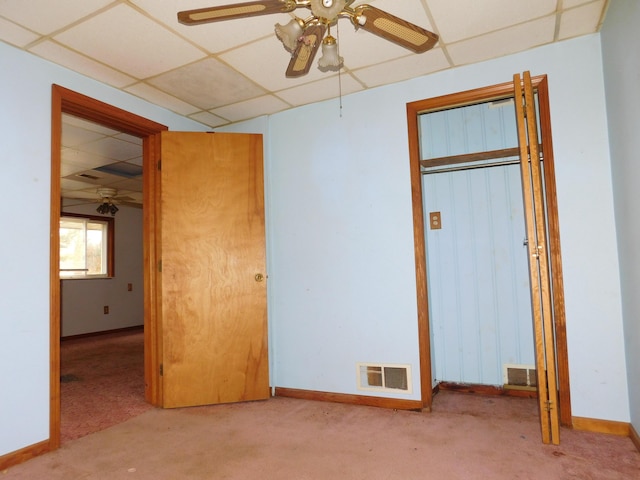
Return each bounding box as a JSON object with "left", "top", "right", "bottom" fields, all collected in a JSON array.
[
  {"left": 357, "top": 363, "right": 412, "bottom": 394},
  {"left": 503, "top": 364, "right": 537, "bottom": 389}
]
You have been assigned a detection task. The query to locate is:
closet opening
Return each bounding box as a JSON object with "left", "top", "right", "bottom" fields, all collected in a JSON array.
[{"left": 407, "top": 74, "right": 570, "bottom": 445}]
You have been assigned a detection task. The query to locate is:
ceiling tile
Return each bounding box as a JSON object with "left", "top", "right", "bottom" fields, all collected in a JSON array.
[
  {"left": 107, "top": 178, "right": 143, "bottom": 193},
  {"left": 114, "top": 132, "right": 143, "bottom": 146},
  {"left": 29, "top": 41, "right": 136, "bottom": 88},
  {"left": 53, "top": 3, "right": 206, "bottom": 79},
  {"left": 61, "top": 177, "right": 102, "bottom": 193},
  {"left": 63, "top": 115, "right": 121, "bottom": 136},
  {"left": 559, "top": 0, "right": 606, "bottom": 40},
  {"left": 563, "top": 0, "right": 596, "bottom": 8},
  {"left": 147, "top": 57, "right": 266, "bottom": 110},
  {"left": 61, "top": 148, "right": 116, "bottom": 171},
  {"left": 369, "top": 0, "right": 433, "bottom": 29},
  {"left": 0, "top": 0, "right": 113, "bottom": 35},
  {"left": 79, "top": 137, "right": 143, "bottom": 162},
  {"left": 188, "top": 111, "right": 230, "bottom": 128},
  {"left": 353, "top": 49, "right": 450, "bottom": 88},
  {"left": 426, "top": 0, "right": 557, "bottom": 43},
  {"left": 124, "top": 83, "right": 201, "bottom": 116},
  {"left": 0, "top": 17, "right": 40, "bottom": 47},
  {"left": 447, "top": 16, "right": 556, "bottom": 66},
  {"left": 126, "top": 156, "right": 144, "bottom": 167},
  {"left": 220, "top": 36, "right": 329, "bottom": 92},
  {"left": 130, "top": 0, "right": 282, "bottom": 53},
  {"left": 211, "top": 95, "right": 291, "bottom": 122},
  {"left": 275, "top": 74, "right": 364, "bottom": 107},
  {"left": 338, "top": 26, "right": 421, "bottom": 70},
  {"left": 62, "top": 123, "right": 107, "bottom": 148}
]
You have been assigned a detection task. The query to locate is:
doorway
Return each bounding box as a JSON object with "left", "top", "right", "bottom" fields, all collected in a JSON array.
[
  {"left": 406, "top": 75, "right": 571, "bottom": 432},
  {"left": 50, "top": 84, "right": 168, "bottom": 449}
]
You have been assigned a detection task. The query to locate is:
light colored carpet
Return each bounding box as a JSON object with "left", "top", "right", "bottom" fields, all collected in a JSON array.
[{"left": 3, "top": 393, "right": 639, "bottom": 479}]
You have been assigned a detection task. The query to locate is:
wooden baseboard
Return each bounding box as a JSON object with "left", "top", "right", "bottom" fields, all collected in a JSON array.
[
  {"left": 61, "top": 325, "right": 143, "bottom": 341},
  {"left": 274, "top": 387, "right": 424, "bottom": 411},
  {"left": 0, "top": 440, "right": 50, "bottom": 471},
  {"left": 572, "top": 416, "right": 630, "bottom": 437},
  {"left": 629, "top": 424, "right": 640, "bottom": 452},
  {"left": 437, "top": 381, "right": 538, "bottom": 399}
]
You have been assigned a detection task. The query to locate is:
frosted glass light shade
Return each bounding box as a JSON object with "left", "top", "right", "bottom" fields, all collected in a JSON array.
[
  {"left": 318, "top": 36, "right": 343, "bottom": 70},
  {"left": 275, "top": 19, "right": 304, "bottom": 51}
]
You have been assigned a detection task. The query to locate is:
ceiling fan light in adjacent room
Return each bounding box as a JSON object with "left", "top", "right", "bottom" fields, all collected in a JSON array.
[
  {"left": 318, "top": 35, "right": 343, "bottom": 70},
  {"left": 275, "top": 18, "right": 304, "bottom": 51}
]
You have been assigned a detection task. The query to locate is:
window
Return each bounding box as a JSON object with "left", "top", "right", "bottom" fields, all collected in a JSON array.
[{"left": 60, "top": 213, "right": 114, "bottom": 278}]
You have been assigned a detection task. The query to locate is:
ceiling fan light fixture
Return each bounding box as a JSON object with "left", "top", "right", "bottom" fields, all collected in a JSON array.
[
  {"left": 275, "top": 17, "right": 304, "bottom": 51},
  {"left": 318, "top": 35, "right": 343, "bottom": 70},
  {"left": 97, "top": 200, "right": 119, "bottom": 216},
  {"left": 178, "top": 1, "right": 438, "bottom": 78}
]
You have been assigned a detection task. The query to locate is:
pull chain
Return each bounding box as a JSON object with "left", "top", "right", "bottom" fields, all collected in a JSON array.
[{"left": 337, "top": 20, "right": 343, "bottom": 117}]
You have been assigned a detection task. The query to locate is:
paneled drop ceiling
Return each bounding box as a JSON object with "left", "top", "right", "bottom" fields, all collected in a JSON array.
[
  {"left": 60, "top": 114, "right": 143, "bottom": 207},
  {"left": 0, "top": 0, "right": 609, "bottom": 203}
]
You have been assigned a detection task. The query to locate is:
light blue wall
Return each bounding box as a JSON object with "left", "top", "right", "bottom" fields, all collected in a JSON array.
[
  {"left": 601, "top": 0, "right": 640, "bottom": 433},
  {"left": 264, "top": 33, "right": 629, "bottom": 422},
  {"left": 0, "top": 42, "right": 207, "bottom": 456}
]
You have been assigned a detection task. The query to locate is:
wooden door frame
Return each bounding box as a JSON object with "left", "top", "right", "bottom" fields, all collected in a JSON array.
[
  {"left": 406, "top": 76, "right": 572, "bottom": 426},
  {"left": 50, "top": 85, "right": 167, "bottom": 449}
]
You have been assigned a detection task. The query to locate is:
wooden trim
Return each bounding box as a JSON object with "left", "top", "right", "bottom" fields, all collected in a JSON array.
[
  {"left": 437, "top": 382, "right": 537, "bottom": 399},
  {"left": 572, "top": 417, "right": 631, "bottom": 437},
  {"left": 406, "top": 74, "right": 571, "bottom": 431},
  {"left": 536, "top": 77, "right": 572, "bottom": 427},
  {"left": 143, "top": 133, "right": 163, "bottom": 406},
  {"left": 50, "top": 85, "right": 63, "bottom": 452},
  {"left": 274, "top": 387, "right": 424, "bottom": 411},
  {"left": 421, "top": 147, "right": 522, "bottom": 168},
  {"left": 630, "top": 424, "right": 640, "bottom": 453},
  {"left": 407, "top": 79, "right": 519, "bottom": 113},
  {"left": 0, "top": 440, "right": 50, "bottom": 471},
  {"left": 61, "top": 325, "right": 143, "bottom": 341},
  {"left": 406, "top": 99, "right": 433, "bottom": 411},
  {"left": 55, "top": 85, "right": 167, "bottom": 136},
  {"left": 50, "top": 85, "right": 167, "bottom": 457}
]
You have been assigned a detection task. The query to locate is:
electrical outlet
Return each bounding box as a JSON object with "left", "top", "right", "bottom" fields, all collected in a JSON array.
[
  {"left": 127, "top": 283, "right": 133, "bottom": 291},
  {"left": 429, "top": 211, "right": 442, "bottom": 230},
  {"left": 103, "top": 306, "right": 109, "bottom": 314}
]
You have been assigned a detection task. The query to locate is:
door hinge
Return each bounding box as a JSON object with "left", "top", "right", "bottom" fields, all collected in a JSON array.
[
  {"left": 157, "top": 160, "right": 161, "bottom": 170},
  {"left": 159, "top": 364, "right": 163, "bottom": 376},
  {"left": 158, "top": 260, "right": 162, "bottom": 272}
]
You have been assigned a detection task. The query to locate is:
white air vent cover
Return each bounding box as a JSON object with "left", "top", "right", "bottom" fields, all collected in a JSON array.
[
  {"left": 357, "top": 363, "right": 412, "bottom": 394},
  {"left": 503, "top": 363, "right": 537, "bottom": 388}
]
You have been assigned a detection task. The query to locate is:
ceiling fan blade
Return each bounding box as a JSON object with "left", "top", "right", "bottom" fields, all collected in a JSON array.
[
  {"left": 285, "top": 23, "right": 326, "bottom": 78},
  {"left": 178, "top": 0, "right": 298, "bottom": 26},
  {"left": 353, "top": 5, "right": 438, "bottom": 53}
]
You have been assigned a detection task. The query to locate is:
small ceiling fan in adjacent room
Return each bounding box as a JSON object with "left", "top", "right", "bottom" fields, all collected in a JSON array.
[
  {"left": 178, "top": 0, "right": 439, "bottom": 77},
  {"left": 63, "top": 187, "right": 139, "bottom": 216}
]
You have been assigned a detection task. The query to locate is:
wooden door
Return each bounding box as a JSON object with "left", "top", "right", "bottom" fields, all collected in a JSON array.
[
  {"left": 514, "top": 72, "right": 560, "bottom": 444},
  {"left": 158, "top": 131, "right": 269, "bottom": 408}
]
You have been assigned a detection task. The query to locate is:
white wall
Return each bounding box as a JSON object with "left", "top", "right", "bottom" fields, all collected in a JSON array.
[
  {"left": 60, "top": 203, "right": 143, "bottom": 337},
  {"left": 264, "top": 34, "right": 629, "bottom": 421},
  {"left": 601, "top": 0, "right": 640, "bottom": 432},
  {"left": 0, "top": 42, "right": 207, "bottom": 457}
]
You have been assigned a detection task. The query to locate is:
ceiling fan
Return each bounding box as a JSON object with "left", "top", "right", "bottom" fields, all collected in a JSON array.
[
  {"left": 64, "top": 187, "right": 140, "bottom": 215},
  {"left": 178, "top": 0, "right": 439, "bottom": 77}
]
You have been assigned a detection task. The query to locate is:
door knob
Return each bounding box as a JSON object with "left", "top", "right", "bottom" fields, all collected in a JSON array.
[{"left": 255, "top": 273, "right": 264, "bottom": 282}]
